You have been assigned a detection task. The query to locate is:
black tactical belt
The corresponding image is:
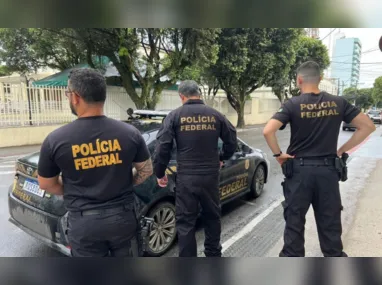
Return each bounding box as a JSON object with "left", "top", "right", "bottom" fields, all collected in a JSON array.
[{"left": 293, "top": 157, "right": 336, "bottom": 166}]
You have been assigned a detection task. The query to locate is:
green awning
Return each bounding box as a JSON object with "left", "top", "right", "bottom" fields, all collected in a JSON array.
[{"left": 32, "top": 63, "right": 89, "bottom": 87}]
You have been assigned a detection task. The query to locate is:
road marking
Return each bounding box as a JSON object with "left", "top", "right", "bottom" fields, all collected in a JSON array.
[
  {"left": 0, "top": 165, "right": 14, "bottom": 168},
  {"left": 0, "top": 171, "right": 15, "bottom": 175},
  {"left": 222, "top": 196, "right": 284, "bottom": 252}
]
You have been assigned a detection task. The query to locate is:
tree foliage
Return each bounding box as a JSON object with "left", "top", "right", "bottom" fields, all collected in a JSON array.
[
  {"left": 372, "top": 76, "right": 382, "bottom": 107},
  {"left": 211, "top": 28, "right": 303, "bottom": 127},
  {"left": 70, "top": 28, "right": 220, "bottom": 109},
  {"left": 0, "top": 28, "right": 86, "bottom": 74},
  {"left": 270, "top": 35, "right": 330, "bottom": 102},
  {"left": 343, "top": 87, "right": 374, "bottom": 109},
  {"left": 0, "top": 65, "right": 11, "bottom": 76}
]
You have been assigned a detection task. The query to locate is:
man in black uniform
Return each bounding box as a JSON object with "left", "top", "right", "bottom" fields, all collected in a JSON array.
[
  {"left": 153, "top": 80, "right": 237, "bottom": 257},
  {"left": 37, "top": 68, "right": 153, "bottom": 257},
  {"left": 263, "top": 61, "right": 376, "bottom": 257}
]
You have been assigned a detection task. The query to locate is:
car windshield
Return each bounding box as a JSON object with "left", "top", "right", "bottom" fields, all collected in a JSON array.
[{"left": 370, "top": 111, "right": 380, "bottom": 115}]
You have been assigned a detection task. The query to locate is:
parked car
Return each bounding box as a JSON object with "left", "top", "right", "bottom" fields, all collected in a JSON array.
[
  {"left": 342, "top": 121, "right": 357, "bottom": 131},
  {"left": 367, "top": 110, "right": 382, "bottom": 124},
  {"left": 8, "top": 112, "right": 270, "bottom": 257}
]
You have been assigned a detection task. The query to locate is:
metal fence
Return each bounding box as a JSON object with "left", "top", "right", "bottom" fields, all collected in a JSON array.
[{"left": 0, "top": 84, "right": 128, "bottom": 127}]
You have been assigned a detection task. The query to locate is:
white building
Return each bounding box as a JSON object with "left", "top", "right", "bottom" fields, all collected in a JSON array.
[{"left": 319, "top": 78, "right": 339, "bottom": 95}]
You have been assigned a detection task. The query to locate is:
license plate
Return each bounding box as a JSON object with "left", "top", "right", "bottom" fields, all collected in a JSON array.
[{"left": 23, "top": 179, "right": 45, "bottom": 197}]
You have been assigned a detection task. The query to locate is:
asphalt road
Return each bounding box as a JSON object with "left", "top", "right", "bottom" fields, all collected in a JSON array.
[{"left": 0, "top": 126, "right": 358, "bottom": 257}]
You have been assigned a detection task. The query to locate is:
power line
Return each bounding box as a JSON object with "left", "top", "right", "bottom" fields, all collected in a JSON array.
[{"left": 320, "top": 28, "right": 337, "bottom": 41}]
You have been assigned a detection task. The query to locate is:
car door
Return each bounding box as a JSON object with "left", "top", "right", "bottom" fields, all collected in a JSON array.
[{"left": 218, "top": 139, "right": 251, "bottom": 201}]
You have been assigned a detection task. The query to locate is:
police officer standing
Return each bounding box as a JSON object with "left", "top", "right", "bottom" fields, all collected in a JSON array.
[
  {"left": 37, "top": 68, "right": 153, "bottom": 257},
  {"left": 263, "top": 61, "right": 376, "bottom": 257},
  {"left": 153, "top": 80, "right": 237, "bottom": 257}
]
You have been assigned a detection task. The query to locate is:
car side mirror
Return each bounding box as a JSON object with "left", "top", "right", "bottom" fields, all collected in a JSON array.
[{"left": 241, "top": 144, "right": 251, "bottom": 154}]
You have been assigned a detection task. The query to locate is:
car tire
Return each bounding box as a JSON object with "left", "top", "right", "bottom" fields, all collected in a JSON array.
[
  {"left": 248, "top": 164, "right": 265, "bottom": 199},
  {"left": 342, "top": 127, "right": 346, "bottom": 131},
  {"left": 145, "top": 201, "right": 176, "bottom": 257}
]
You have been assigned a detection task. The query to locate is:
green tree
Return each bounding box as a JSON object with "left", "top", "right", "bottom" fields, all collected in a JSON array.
[
  {"left": 0, "top": 65, "right": 11, "bottom": 76},
  {"left": 270, "top": 36, "right": 330, "bottom": 102},
  {"left": 372, "top": 76, "right": 382, "bottom": 108},
  {"left": 343, "top": 87, "right": 374, "bottom": 110},
  {"left": 0, "top": 28, "right": 87, "bottom": 74},
  {"left": 69, "top": 28, "right": 220, "bottom": 110},
  {"left": 211, "top": 28, "right": 303, "bottom": 127}
]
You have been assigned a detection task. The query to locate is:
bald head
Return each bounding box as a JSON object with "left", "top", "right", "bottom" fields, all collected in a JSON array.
[{"left": 296, "top": 61, "right": 321, "bottom": 85}]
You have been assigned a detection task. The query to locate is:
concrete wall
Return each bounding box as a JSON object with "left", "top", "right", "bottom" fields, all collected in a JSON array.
[{"left": 0, "top": 125, "right": 64, "bottom": 148}]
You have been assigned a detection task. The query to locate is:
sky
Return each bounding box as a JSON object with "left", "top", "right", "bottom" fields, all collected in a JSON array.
[{"left": 319, "top": 28, "right": 382, "bottom": 89}]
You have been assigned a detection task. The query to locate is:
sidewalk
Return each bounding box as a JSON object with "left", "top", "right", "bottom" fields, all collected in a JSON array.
[
  {"left": 0, "top": 144, "right": 41, "bottom": 157},
  {"left": 344, "top": 159, "right": 382, "bottom": 257}
]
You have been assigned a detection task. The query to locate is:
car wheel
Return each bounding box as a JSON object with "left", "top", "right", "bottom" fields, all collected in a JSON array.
[
  {"left": 342, "top": 127, "right": 346, "bottom": 131},
  {"left": 146, "top": 201, "right": 176, "bottom": 256},
  {"left": 248, "top": 164, "right": 265, "bottom": 199}
]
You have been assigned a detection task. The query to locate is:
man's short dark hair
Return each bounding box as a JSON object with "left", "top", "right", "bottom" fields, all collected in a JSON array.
[
  {"left": 296, "top": 61, "right": 321, "bottom": 84},
  {"left": 68, "top": 68, "right": 106, "bottom": 103},
  {"left": 178, "top": 80, "right": 201, "bottom": 97}
]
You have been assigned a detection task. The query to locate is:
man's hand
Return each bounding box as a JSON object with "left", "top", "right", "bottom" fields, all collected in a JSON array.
[
  {"left": 220, "top": 161, "right": 224, "bottom": 168},
  {"left": 276, "top": 153, "right": 295, "bottom": 165},
  {"left": 157, "top": 175, "right": 168, "bottom": 187}
]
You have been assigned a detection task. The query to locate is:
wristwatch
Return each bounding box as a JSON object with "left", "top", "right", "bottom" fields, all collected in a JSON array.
[{"left": 273, "top": 151, "right": 282, "bottom": 157}]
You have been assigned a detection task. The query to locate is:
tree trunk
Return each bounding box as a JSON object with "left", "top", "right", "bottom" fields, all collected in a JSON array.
[{"left": 236, "top": 106, "right": 245, "bottom": 128}]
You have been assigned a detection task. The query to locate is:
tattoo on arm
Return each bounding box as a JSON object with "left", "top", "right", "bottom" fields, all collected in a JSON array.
[{"left": 132, "top": 158, "right": 153, "bottom": 186}]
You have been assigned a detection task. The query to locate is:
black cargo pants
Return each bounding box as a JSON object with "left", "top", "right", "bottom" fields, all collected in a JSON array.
[
  {"left": 68, "top": 204, "right": 138, "bottom": 257},
  {"left": 280, "top": 158, "right": 347, "bottom": 257},
  {"left": 175, "top": 173, "right": 222, "bottom": 257}
]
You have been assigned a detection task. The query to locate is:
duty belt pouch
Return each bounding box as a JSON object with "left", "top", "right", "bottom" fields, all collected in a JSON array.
[
  {"left": 335, "top": 157, "right": 348, "bottom": 182},
  {"left": 281, "top": 159, "right": 293, "bottom": 178}
]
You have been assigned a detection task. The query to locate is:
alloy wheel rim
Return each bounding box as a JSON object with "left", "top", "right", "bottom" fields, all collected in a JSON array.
[
  {"left": 149, "top": 207, "right": 176, "bottom": 253},
  {"left": 255, "top": 167, "right": 265, "bottom": 193}
]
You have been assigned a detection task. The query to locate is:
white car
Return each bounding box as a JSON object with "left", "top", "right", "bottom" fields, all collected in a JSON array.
[{"left": 367, "top": 110, "right": 382, "bottom": 124}]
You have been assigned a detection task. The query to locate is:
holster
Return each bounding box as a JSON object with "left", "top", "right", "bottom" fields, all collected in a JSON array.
[
  {"left": 137, "top": 216, "right": 154, "bottom": 256},
  {"left": 281, "top": 159, "right": 294, "bottom": 178},
  {"left": 335, "top": 153, "right": 349, "bottom": 182}
]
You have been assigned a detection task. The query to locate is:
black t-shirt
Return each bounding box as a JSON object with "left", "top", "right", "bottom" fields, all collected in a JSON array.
[
  {"left": 37, "top": 116, "right": 150, "bottom": 212},
  {"left": 272, "top": 92, "right": 361, "bottom": 158}
]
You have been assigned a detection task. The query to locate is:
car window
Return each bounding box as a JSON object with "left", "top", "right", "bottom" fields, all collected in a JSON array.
[
  {"left": 218, "top": 138, "right": 241, "bottom": 153},
  {"left": 148, "top": 139, "right": 176, "bottom": 161}
]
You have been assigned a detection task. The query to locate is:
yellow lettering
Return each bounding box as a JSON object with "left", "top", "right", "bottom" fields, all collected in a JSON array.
[
  {"left": 328, "top": 109, "right": 334, "bottom": 116},
  {"left": 202, "top": 124, "right": 207, "bottom": 130},
  {"left": 95, "top": 155, "right": 103, "bottom": 167},
  {"left": 180, "top": 125, "right": 185, "bottom": 131},
  {"left": 96, "top": 139, "right": 101, "bottom": 153},
  {"left": 113, "top": 139, "right": 122, "bottom": 152},
  {"left": 108, "top": 140, "right": 113, "bottom": 151},
  {"left": 334, "top": 109, "right": 339, "bottom": 115},
  {"left": 185, "top": 125, "right": 191, "bottom": 131},
  {"left": 186, "top": 117, "right": 192, "bottom": 123},
  {"left": 89, "top": 143, "right": 98, "bottom": 155},
  {"left": 331, "top": 101, "right": 338, "bottom": 108},
  {"left": 102, "top": 154, "right": 110, "bottom": 166},
  {"left": 72, "top": 145, "right": 80, "bottom": 158},
  {"left": 115, "top": 153, "right": 122, "bottom": 163},
  {"left": 197, "top": 124, "right": 202, "bottom": 130},
  {"left": 80, "top": 144, "right": 90, "bottom": 156},
  {"left": 211, "top": 116, "right": 216, "bottom": 123},
  {"left": 301, "top": 112, "right": 306, "bottom": 118},
  {"left": 312, "top": 112, "right": 317, "bottom": 118},
  {"left": 88, "top": 157, "right": 96, "bottom": 168},
  {"left": 81, "top": 158, "right": 89, "bottom": 169},
  {"left": 202, "top": 116, "right": 207, "bottom": 123},
  {"left": 74, "top": 159, "right": 82, "bottom": 170},
  {"left": 101, "top": 141, "right": 108, "bottom": 153},
  {"left": 109, "top": 154, "right": 116, "bottom": 164},
  {"left": 317, "top": 111, "right": 322, "bottom": 117},
  {"left": 301, "top": 104, "right": 307, "bottom": 110},
  {"left": 323, "top": 110, "right": 328, "bottom": 116},
  {"left": 306, "top": 112, "right": 312, "bottom": 118},
  {"left": 322, "top": 102, "right": 328, "bottom": 108},
  {"left": 307, "top": 104, "right": 313, "bottom": 110},
  {"left": 191, "top": 125, "right": 196, "bottom": 131},
  {"left": 181, "top": 117, "right": 186, "bottom": 123}
]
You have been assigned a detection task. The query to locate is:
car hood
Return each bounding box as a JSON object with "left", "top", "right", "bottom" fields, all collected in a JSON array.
[{"left": 17, "top": 151, "right": 40, "bottom": 167}]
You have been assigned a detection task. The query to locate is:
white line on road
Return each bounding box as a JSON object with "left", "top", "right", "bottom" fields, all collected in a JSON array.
[
  {"left": 0, "top": 171, "right": 15, "bottom": 175},
  {"left": 222, "top": 196, "right": 284, "bottom": 253},
  {"left": 0, "top": 165, "right": 15, "bottom": 168},
  {"left": 242, "top": 200, "right": 257, "bottom": 206}
]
